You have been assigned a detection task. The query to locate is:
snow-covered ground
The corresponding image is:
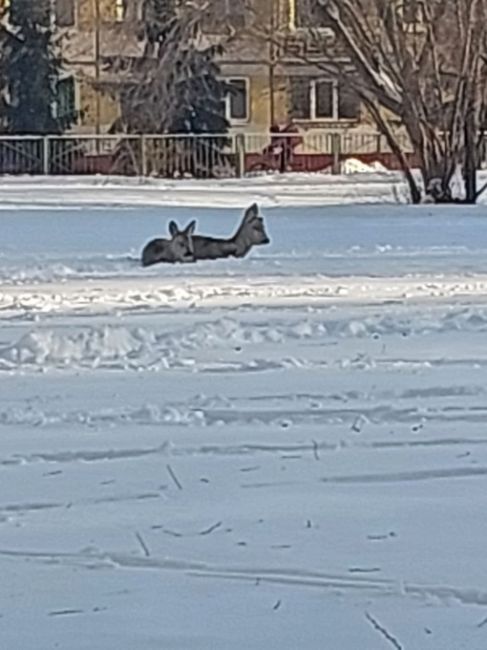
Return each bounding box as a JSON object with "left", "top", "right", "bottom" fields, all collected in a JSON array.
[
  {"left": 0, "top": 170, "right": 409, "bottom": 209},
  {"left": 2, "top": 174, "right": 487, "bottom": 649}
]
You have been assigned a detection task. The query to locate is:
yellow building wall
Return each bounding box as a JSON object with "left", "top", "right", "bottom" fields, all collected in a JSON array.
[
  {"left": 77, "top": 0, "right": 93, "bottom": 27},
  {"left": 78, "top": 0, "right": 120, "bottom": 29},
  {"left": 2, "top": 0, "right": 372, "bottom": 135},
  {"left": 272, "top": 77, "right": 290, "bottom": 125},
  {"left": 249, "top": 75, "right": 291, "bottom": 128},
  {"left": 78, "top": 79, "right": 120, "bottom": 130},
  {"left": 249, "top": 75, "right": 271, "bottom": 130}
]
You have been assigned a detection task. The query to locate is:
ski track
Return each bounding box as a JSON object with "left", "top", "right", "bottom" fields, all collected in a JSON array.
[{"left": 3, "top": 196, "right": 487, "bottom": 649}]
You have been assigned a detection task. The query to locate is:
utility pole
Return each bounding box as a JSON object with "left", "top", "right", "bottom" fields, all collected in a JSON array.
[{"left": 268, "top": 0, "right": 279, "bottom": 127}]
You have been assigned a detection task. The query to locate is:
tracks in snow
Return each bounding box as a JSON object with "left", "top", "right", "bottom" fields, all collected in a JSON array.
[
  {"left": 2, "top": 545, "right": 487, "bottom": 608},
  {"left": 3, "top": 274, "right": 487, "bottom": 318}
]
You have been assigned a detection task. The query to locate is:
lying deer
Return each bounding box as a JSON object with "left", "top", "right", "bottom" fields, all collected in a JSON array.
[
  {"left": 173, "top": 203, "right": 270, "bottom": 261},
  {"left": 141, "top": 220, "right": 196, "bottom": 267}
]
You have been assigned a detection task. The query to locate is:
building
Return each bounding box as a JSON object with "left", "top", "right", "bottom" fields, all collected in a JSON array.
[
  {"left": 210, "top": 0, "right": 363, "bottom": 134},
  {"left": 0, "top": 0, "right": 371, "bottom": 136},
  {"left": 0, "top": 0, "right": 127, "bottom": 132},
  {"left": 0, "top": 0, "right": 427, "bottom": 138}
]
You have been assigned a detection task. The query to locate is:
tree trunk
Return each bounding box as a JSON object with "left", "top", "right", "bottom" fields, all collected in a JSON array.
[
  {"left": 364, "top": 97, "right": 422, "bottom": 203},
  {"left": 464, "top": 101, "right": 478, "bottom": 203}
]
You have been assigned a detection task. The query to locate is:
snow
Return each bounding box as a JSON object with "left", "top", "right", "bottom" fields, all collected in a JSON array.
[
  {"left": 0, "top": 170, "right": 407, "bottom": 208},
  {"left": 2, "top": 175, "right": 487, "bottom": 649}
]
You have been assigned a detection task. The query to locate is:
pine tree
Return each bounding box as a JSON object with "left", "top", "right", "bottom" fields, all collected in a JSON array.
[
  {"left": 0, "top": 0, "right": 73, "bottom": 134},
  {"left": 169, "top": 45, "right": 229, "bottom": 136},
  {"left": 112, "top": 0, "right": 231, "bottom": 177}
]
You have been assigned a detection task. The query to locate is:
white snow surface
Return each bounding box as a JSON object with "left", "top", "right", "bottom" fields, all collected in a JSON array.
[
  {"left": 2, "top": 175, "right": 487, "bottom": 648},
  {"left": 0, "top": 170, "right": 409, "bottom": 208}
]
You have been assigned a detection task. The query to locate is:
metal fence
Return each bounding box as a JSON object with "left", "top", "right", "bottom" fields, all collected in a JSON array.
[{"left": 0, "top": 131, "right": 416, "bottom": 178}]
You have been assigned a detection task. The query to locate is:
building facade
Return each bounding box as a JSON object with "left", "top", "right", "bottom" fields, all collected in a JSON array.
[
  {"left": 200, "top": 0, "right": 364, "bottom": 135},
  {"left": 0, "top": 0, "right": 371, "bottom": 135}
]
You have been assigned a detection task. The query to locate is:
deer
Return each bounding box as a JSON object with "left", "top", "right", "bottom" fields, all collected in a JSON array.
[
  {"left": 141, "top": 220, "right": 196, "bottom": 267},
  {"left": 173, "top": 203, "right": 270, "bottom": 261}
]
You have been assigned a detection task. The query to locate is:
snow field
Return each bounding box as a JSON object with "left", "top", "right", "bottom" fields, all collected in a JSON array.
[{"left": 2, "top": 177, "right": 487, "bottom": 648}]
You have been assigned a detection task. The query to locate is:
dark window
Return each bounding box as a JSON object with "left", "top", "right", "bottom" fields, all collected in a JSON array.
[
  {"left": 55, "top": 0, "right": 75, "bottom": 27},
  {"left": 54, "top": 77, "right": 76, "bottom": 123},
  {"left": 315, "top": 81, "right": 333, "bottom": 118},
  {"left": 227, "top": 79, "right": 248, "bottom": 121},
  {"left": 338, "top": 84, "right": 360, "bottom": 119},
  {"left": 290, "top": 77, "right": 360, "bottom": 120},
  {"left": 290, "top": 77, "right": 311, "bottom": 119}
]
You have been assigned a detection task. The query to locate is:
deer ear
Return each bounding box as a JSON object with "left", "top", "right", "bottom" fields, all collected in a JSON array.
[
  {"left": 184, "top": 220, "right": 196, "bottom": 235},
  {"left": 244, "top": 203, "right": 259, "bottom": 223},
  {"left": 169, "top": 221, "right": 179, "bottom": 237}
]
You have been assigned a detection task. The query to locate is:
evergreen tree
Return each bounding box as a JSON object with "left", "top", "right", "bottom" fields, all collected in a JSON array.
[
  {"left": 168, "top": 46, "right": 229, "bottom": 136},
  {"left": 113, "top": 0, "right": 231, "bottom": 177},
  {"left": 0, "top": 0, "right": 73, "bottom": 134}
]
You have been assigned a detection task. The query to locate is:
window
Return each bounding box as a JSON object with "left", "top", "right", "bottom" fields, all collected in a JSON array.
[
  {"left": 53, "top": 76, "right": 76, "bottom": 124},
  {"left": 203, "top": 0, "right": 246, "bottom": 33},
  {"left": 55, "top": 0, "right": 75, "bottom": 27},
  {"left": 290, "top": 78, "right": 311, "bottom": 119},
  {"left": 225, "top": 78, "right": 249, "bottom": 123},
  {"left": 292, "top": 0, "right": 335, "bottom": 29},
  {"left": 315, "top": 81, "right": 333, "bottom": 118},
  {"left": 101, "top": 0, "right": 125, "bottom": 22},
  {"left": 290, "top": 78, "right": 360, "bottom": 121},
  {"left": 115, "top": 0, "right": 125, "bottom": 22},
  {"left": 338, "top": 84, "right": 361, "bottom": 120}
]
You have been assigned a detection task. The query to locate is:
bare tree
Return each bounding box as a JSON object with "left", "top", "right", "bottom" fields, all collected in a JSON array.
[
  {"left": 253, "top": 0, "right": 487, "bottom": 203},
  {"left": 323, "top": 0, "right": 487, "bottom": 202}
]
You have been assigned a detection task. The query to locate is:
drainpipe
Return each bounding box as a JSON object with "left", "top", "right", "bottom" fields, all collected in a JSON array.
[
  {"left": 268, "top": 0, "right": 278, "bottom": 127},
  {"left": 93, "top": 0, "right": 101, "bottom": 135}
]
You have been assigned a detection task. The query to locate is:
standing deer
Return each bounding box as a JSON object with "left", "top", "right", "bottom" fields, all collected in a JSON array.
[
  {"left": 175, "top": 203, "right": 270, "bottom": 261},
  {"left": 141, "top": 220, "right": 196, "bottom": 267}
]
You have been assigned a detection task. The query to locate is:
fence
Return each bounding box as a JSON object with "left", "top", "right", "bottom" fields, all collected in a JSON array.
[
  {"left": 0, "top": 130, "right": 418, "bottom": 178},
  {"left": 0, "top": 134, "right": 236, "bottom": 177}
]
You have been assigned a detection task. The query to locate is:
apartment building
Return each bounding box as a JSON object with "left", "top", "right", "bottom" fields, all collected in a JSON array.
[
  {"left": 0, "top": 0, "right": 138, "bottom": 132},
  {"left": 0, "top": 0, "right": 390, "bottom": 135},
  {"left": 198, "top": 0, "right": 364, "bottom": 134}
]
